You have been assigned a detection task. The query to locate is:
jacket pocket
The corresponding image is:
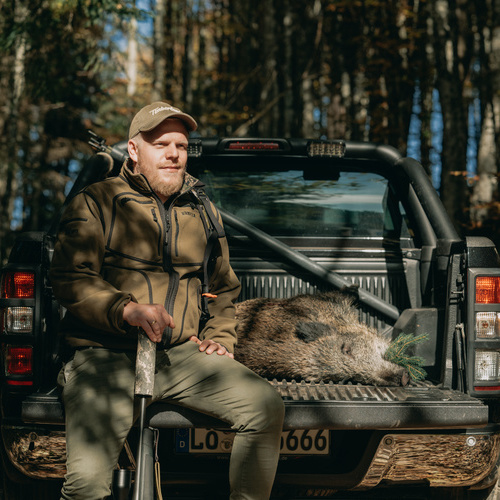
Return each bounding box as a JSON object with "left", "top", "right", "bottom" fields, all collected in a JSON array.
[
  {"left": 107, "top": 195, "right": 161, "bottom": 266},
  {"left": 171, "top": 206, "right": 207, "bottom": 270}
]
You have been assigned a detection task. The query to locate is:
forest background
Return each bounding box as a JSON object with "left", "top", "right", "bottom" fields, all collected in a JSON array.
[{"left": 1, "top": 0, "right": 500, "bottom": 265}]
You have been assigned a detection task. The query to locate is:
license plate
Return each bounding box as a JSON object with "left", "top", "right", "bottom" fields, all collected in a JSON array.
[{"left": 175, "top": 428, "right": 329, "bottom": 455}]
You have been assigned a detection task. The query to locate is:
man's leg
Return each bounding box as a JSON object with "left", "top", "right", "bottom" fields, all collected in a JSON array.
[
  {"left": 154, "top": 341, "right": 285, "bottom": 500},
  {"left": 60, "top": 349, "right": 136, "bottom": 500}
]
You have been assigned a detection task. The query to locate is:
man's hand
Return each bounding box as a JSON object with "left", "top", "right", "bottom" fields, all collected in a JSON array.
[
  {"left": 123, "top": 302, "right": 175, "bottom": 343},
  {"left": 189, "top": 336, "right": 234, "bottom": 358}
]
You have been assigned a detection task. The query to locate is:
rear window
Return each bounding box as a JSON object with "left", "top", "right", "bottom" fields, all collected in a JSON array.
[{"left": 197, "top": 168, "right": 412, "bottom": 240}]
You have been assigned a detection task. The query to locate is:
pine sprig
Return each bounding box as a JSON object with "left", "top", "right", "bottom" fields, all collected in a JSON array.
[{"left": 384, "top": 333, "right": 429, "bottom": 382}]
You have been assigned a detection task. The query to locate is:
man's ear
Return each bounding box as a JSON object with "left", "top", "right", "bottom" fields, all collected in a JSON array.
[{"left": 128, "top": 139, "right": 139, "bottom": 162}]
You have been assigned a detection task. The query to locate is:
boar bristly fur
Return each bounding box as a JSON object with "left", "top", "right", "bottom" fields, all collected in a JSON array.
[{"left": 234, "top": 292, "right": 409, "bottom": 386}]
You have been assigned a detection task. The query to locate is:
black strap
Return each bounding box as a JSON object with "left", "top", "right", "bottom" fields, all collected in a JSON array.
[
  {"left": 192, "top": 188, "right": 226, "bottom": 326},
  {"left": 193, "top": 188, "right": 225, "bottom": 238}
]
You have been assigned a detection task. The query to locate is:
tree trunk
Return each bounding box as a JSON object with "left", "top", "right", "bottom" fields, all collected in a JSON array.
[
  {"left": 431, "top": 0, "right": 471, "bottom": 234},
  {"left": 470, "top": 0, "right": 500, "bottom": 231},
  {"left": 153, "top": 0, "right": 168, "bottom": 101},
  {"left": 127, "top": 16, "right": 138, "bottom": 97},
  {"left": 276, "top": 0, "right": 294, "bottom": 137},
  {"left": 0, "top": 0, "right": 28, "bottom": 263}
]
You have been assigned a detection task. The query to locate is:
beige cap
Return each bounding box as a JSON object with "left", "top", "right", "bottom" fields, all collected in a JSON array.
[{"left": 128, "top": 101, "right": 198, "bottom": 139}]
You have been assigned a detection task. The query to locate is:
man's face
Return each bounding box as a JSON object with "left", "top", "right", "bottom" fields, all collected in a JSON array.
[{"left": 128, "top": 119, "right": 189, "bottom": 202}]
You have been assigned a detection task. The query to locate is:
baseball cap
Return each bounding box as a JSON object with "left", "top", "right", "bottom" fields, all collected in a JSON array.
[{"left": 128, "top": 101, "right": 198, "bottom": 139}]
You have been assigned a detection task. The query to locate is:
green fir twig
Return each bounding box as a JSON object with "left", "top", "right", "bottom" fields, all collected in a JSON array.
[{"left": 384, "top": 333, "right": 429, "bottom": 382}]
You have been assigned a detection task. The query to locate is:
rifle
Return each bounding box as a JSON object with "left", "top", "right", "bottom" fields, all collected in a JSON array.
[
  {"left": 131, "top": 332, "right": 157, "bottom": 500},
  {"left": 87, "top": 130, "right": 129, "bottom": 165}
]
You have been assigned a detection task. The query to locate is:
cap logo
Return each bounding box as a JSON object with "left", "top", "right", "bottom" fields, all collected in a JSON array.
[{"left": 149, "top": 105, "right": 181, "bottom": 116}]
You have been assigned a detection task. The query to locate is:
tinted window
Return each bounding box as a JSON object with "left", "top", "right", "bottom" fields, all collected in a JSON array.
[{"left": 198, "top": 169, "right": 411, "bottom": 239}]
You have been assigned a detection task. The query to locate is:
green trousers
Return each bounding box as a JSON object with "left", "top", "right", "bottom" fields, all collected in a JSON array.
[{"left": 59, "top": 341, "right": 285, "bottom": 500}]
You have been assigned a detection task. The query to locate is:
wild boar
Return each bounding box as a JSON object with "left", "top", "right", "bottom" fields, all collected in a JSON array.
[{"left": 234, "top": 292, "right": 410, "bottom": 386}]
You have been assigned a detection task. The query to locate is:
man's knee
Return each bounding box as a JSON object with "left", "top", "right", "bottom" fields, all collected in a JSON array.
[
  {"left": 262, "top": 383, "right": 285, "bottom": 428},
  {"left": 241, "top": 378, "right": 285, "bottom": 433}
]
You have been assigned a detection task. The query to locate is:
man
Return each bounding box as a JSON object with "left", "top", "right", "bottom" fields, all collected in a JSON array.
[{"left": 50, "top": 101, "right": 285, "bottom": 500}]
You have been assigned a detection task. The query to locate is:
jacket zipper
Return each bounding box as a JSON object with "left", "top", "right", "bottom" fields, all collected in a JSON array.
[
  {"left": 174, "top": 211, "right": 180, "bottom": 257},
  {"left": 151, "top": 208, "right": 162, "bottom": 256},
  {"left": 157, "top": 188, "right": 194, "bottom": 344}
]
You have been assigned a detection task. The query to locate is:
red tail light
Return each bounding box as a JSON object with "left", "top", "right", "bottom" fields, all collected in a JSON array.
[
  {"left": 1, "top": 272, "right": 35, "bottom": 299},
  {"left": 6, "top": 346, "right": 33, "bottom": 376},
  {"left": 476, "top": 277, "right": 500, "bottom": 304}
]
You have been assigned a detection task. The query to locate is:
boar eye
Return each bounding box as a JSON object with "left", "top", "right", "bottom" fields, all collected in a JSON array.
[{"left": 341, "top": 343, "right": 353, "bottom": 356}]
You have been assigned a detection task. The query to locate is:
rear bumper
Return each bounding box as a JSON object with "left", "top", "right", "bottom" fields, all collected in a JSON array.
[{"left": 3, "top": 425, "right": 500, "bottom": 490}]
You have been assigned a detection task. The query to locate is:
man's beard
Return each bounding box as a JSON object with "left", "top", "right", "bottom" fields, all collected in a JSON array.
[
  {"left": 149, "top": 169, "right": 186, "bottom": 199},
  {"left": 135, "top": 163, "right": 186, "bottom": 199}
]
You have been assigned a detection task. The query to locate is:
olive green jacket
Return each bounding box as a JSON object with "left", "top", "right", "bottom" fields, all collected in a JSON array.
[{"left": 49, "top": 162, "right": 241, "bottom": 352}]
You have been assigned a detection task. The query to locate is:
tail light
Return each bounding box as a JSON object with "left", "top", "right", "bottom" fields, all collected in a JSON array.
[
  {"left": 469, "top": 273, "right": 500, "bottom": 394},
  {"left": 5, "top": 346, "right": 33, "bottom": 386},
  {"left": 1, "top": 271, "right": 35, "bottom": 299},
  {"left": 0, "top": 271, "right": 35, "bottom": 336},
  {"left": 3, "top": 307, "right": 33, "bottom": 333},
  {"left": 0, "top": 269, "right": 37, "bottom": 387},
  {"left": 476, "top": 277, "right": 500, "bottom": 304}
]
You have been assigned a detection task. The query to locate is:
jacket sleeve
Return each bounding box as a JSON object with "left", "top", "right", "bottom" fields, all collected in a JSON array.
[
  {"left": 49, "top": 191, "right": 134, "bottom": 334},
  {"left": 198, "top": 205, "right": 241, "bottom": 353}
]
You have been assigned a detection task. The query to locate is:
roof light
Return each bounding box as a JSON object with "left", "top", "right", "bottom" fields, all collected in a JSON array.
[
  {"left": 1, "top": 272, "right": 35, "bottom": 299},
  {"left": 476, "top": 276, "right": 500, "bottom": 304},
  {"left": 308, "top": 140, "right": 346, "bottom": 158}
]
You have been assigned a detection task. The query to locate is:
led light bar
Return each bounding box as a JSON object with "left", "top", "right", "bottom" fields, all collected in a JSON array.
[
  {"left": 188, "top": 139, "right": 202, "bottom": 158},
  {"left": 307, "top": 140, "right": 346, "bottom": 158}
]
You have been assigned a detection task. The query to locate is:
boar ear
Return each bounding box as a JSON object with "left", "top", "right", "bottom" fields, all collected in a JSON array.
[{"left": 295, "top": 321, "right": 331, "bottom": 343}]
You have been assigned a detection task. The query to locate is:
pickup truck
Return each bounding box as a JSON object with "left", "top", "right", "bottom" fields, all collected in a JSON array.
[{"left": 1, "top": 136, "right": 500, "bottom": 499}]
